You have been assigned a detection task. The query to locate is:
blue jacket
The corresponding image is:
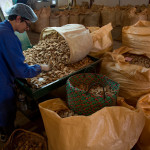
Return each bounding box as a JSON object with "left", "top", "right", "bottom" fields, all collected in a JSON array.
[{"left": 0, "top": 20, "right": 41, "bottom": 126}]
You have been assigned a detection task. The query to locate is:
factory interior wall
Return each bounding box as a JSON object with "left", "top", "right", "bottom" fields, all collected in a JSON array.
[
  {"left": 57, "top": 0, "right": 149, "bottom": 7},
  {"left": 94, "top": 0, "right": 119, "bottom": 6},
  {"left": 75, "top": 0, "right": 90, "bottom": 5},
  {"left": 58, "top": 0, "right": 68, "bottom": 6},
  {"left": 120, "top": 0, "right": 149, "bottom": 6}
]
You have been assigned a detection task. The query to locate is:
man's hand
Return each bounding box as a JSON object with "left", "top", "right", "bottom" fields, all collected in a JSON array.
[{"left": 40, "top": 64, "right": 51, "bottom": 72}]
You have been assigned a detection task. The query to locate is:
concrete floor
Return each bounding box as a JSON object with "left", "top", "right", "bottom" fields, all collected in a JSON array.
[{"left": 0, "top": 27, "right": 123, "bottom": 149}]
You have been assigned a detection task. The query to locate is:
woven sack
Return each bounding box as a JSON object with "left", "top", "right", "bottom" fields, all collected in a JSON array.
[
  {"left": 40, "top": 24, "right": 93, "bottom": 64},
  {"left": 3, "top": 129, "right": 47, "bottom": 150},
  {"left": 136, "top": 94, "right": 150, "bottom": 150},
  {"left": 100, "top": 46, "right": 150, "bottom": 106},
  {"left": 89, "top": 23, "right": 113, "bottom": 58},
  {"left": 122, "top": 20, "right": 150, "bottom": 57},
  {"left": 39, "top": 98, "right": 145, "bottom": 150},
  {"left": 33, "top": 7, "right": 50, "bottom": 33},
  {"left": 66, "top": 73, "right": 120, "bottom": 115}
]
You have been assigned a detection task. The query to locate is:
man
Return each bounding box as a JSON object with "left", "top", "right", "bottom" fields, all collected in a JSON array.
[{"left": 0, "top": 3, "right": 50, "bottom": 142}]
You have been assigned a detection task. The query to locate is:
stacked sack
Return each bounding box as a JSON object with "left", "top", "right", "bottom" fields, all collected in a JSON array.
[
  {"left": 88, "top": 23, "right": 113, "bottom": 58},
  {"left": 122, "top": 20, "right": 150, "bottom": 56},
  {"left": 31, "top": 7, "right": 51, "bottom": 33},
  {"left": 31, "top": 4, "right": 149, "bottom": 34},
  {"left": 100, "top": 46, "right": 150, "bottom": 106}
]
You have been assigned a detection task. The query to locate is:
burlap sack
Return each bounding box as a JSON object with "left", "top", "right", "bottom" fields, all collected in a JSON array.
[
  {"left": 84, "top": 11, "right": 100, "bottom": 27},
  {"left": 59, "top": 15, "right": 69, "bottom": 26},
  {"left": 121, "top": 9, "right": 131, "bottom": 26},
  {"left": 78, "top": 13, "right": 87, "bottom": 25},
  {"left": 39, "top": 98, "right": 145, "bottom": 150},
  {"left": 33, "top": 7, "right": 51, "bottom": 33},
  {"left": 115, "top": 7, "right": 122, "bottom": 26},
  {"left": 69, "top": 10, "right": 79, "bottom": 24},
  {"left": 59, "top": 11, "right": 69, "bottom": 26},
  {"left": 40, "top": 24, "right": 93, "bottom": 63},
  {"left": 122, "top": 20, "right": 150, "bottom": 57},
  {"left": 100, "top": 46, "right": 150, "bottom": 106},
  {"left": 129, "top": 8, "right": 148, "bottom": 26},
  {"left": 91, "top": 4, "right": 103, "bottom": 12},
  {"left": 78, "top": 9, "right": 90, "bottom": 25},
  {"left": 121, "top": 8, "right": 147, "bottom": 27},
  {"left": 89, "top": 23, "right": 113, "bottom": 58},
  {"left": 50, "top": 12, "right": 60, "bottom": 27},
  {"left": 101, "top": 7, "right": 116, "bottom": 27}
]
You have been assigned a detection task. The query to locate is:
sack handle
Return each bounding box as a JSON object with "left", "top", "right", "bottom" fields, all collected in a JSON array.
[{"left": 86, "top": 81, "right": 106, "bottom": 99}]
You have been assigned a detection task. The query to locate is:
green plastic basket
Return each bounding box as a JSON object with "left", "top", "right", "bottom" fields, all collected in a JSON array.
[{"left": 66, "top": 73, "right": 120, "bottom": 115}]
